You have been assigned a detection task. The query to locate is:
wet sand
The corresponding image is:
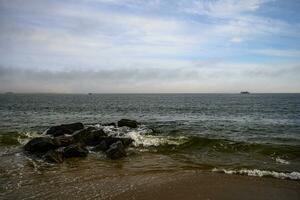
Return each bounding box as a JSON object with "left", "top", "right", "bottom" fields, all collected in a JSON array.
[
  {"left": 1, "top": 154, "right": 300, "bottom": 199},
  {"left": 113, "top": 171, "right": 300, "bottom": 200}
]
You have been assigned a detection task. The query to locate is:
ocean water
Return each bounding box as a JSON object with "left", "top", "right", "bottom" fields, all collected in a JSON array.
[{"left": 1, "top": 93, "right": 300, "bottom": 197}]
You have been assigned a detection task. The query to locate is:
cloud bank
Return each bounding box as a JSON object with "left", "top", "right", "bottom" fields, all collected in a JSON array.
[{"left": 0, "top": 0, "right": 299, "bottom": 92}]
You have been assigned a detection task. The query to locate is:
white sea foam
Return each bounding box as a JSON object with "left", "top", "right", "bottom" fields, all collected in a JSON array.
[
  {"left": 212, "top": 168, "right": 300, "bottom": 180},
  {"left": 17, "top": 131, "right": 41, "bottom": 145},
  {"left": 126, "top": 131, "right": 185, "bottom": 147},
  {"left": 275, "top": 157, "right": 290, "bottom": 165},
  {"left": 96, "top": 124, "right": 186, "bottom": 147}
]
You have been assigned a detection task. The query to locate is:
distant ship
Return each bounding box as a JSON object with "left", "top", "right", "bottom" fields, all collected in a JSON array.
[
  {"left": 5, "top": 92, "right": 14, "bottom": 95},
  {"left": 240, "top": 91, "right": 250, "bottom": 94},
  {"left": 88, "top": 93, "right": 93, "bottom": 95}
]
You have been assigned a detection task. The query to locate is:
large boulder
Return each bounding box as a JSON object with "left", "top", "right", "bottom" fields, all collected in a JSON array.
[
  {"left": 44, "top": 149, "right": 64, "bottom": 163},
  {"left": 117, "top": 119, "right": 139, "bottom": 128},
  {"left": 45, "top": 122, "right": 84, "bottom": 137},
  {"left": 72, "top": 128, "right": 107, "bottom": 146},
  {"left": 106, "top": 141, "right": 126, "bottom": 159},
  {"left": 24, "top": 137, "right": 56, "bottom": 153},
  {"left": 63, "top": 144, "right": 88, "bottom": 158},
  {"left": 53, "top": 135, "right": 74, "bottom": 147}
]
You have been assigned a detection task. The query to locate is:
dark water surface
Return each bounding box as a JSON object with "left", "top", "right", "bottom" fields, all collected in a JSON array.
[{"left": 1, "top": 93, "right": 300, "bottom": 198}]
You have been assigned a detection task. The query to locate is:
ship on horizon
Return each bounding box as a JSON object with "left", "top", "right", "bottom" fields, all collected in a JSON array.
[{"left": 240, "top": 91, "right": 250, "bottom": 94}]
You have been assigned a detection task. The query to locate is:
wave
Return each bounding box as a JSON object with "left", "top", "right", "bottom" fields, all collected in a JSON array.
[
  {"left": 275, "top": 157, "right": 290, "bottom": 165},
  {"left": 212, "top": 168, "right": 300, "bottom": 180},
  {"left": 97, "top": 124, "right": 187, "bottom": 147},
  {"left": 95, "top": 125, "right": 300, "bottom": 160},
  {"left": 0, "top": 131, "right": 40, "bottom": 146},
  {"left": 1, "top": 125, "right": 299, "bottom": 159},
  {"left": 127, "top": 131, "right": 186, "bottom": 147}
]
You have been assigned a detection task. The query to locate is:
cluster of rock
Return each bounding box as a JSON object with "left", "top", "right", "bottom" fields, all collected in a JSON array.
[{"left": 24, "top": 119, "right": 140, "bottom": 163}]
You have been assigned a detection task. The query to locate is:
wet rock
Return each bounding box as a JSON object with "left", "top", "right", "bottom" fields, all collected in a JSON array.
[
  {"left": 72, "top": 128, "right": 107, "bottom": 146},
  {"left": 101, "top": 137, "right": 133, "bottom": 149},
  {"left": 117, "top": 119, "right": 139, "bottom": 128},
  {"left": 44, "top": 149, "right": 64, "bottom": 163},
  {"left": 53, "top": 135, "right": 74, "bottom": 147},
  {"left": 101, "top": 122, "right": 117, "bottom": 127},
  {"left": 24, "top": 137, "right": 56, "bottom": 153},
  {"left": 63, "top": 144, "right": 88, "bottom": 158},
  {"left": 106, "top": 141, "right": 126, "bottom": 159},
  {"left": 92, "top": 137, "right": 134, "bottom": 152},
  {"left": 120, "top": 138, "right": 134, "bottom": 147},
  {"left": 46, "top": 122, "right": 84, "bottom": 137},
  {"left": 92, "top": 140, "right": 109, "bottom": 152}
]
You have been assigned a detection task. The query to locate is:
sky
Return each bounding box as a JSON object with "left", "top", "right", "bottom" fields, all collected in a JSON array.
[{"left": 0, "top": 0, "right": 300, "bottom": 93}]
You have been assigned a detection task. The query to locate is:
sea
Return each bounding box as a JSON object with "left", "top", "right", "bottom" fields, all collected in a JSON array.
[{"left": 1, "top": 93, "right": 300, "bottom": 198}]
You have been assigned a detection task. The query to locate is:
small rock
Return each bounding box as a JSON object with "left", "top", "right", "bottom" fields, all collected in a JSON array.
[
  {"left": 73, "top": 128, "right": 107, "bottom": 146},
  {"left": 92, "top": 137, "right": 134, "bottom": 152},
  {"left": 92, "top": 140, "right": 109, "bottom": 152},
  {"left": 63, "top": 144, "right": 88, "bottom": 158},
  {"left": 101, "top": 122, "right": 116, "bottom": 127},
  {"left": 120, "top": 138, "right": 134, "bottom": 147},
  {"left": 46, "top": 122, "right": 84, "bottom": 136},
  {"left": 24, "top": 137, "right": 56, "bottom": 153},
  {"left": 53, "top": 135, "right": 74, "bottom": 147},
  {"left": 117, "top": 119, "right": 139, "bottom": 128},
  {"left": 106, "top": 141, "right": 126, "bottom": 159},
  {"left": 44, "top": 149, "right": 64, "bottom": 163}
]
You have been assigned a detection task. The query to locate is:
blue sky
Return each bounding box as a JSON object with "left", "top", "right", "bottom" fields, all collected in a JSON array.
[{"left": 0, "top": 0, "right": 299, "bottom": 93}]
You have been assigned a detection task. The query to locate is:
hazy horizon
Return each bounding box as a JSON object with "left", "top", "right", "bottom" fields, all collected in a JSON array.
[{"left": 1, "top": 0, "right": 300, "bottom": 93}]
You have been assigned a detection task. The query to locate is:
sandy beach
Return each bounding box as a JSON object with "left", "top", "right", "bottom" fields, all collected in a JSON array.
[
  {"left": 112, "top": 171, "right": 300, "bottom": 200},
  {"left": 2, "top": 164, "right": 299, "bottom": 200},
  {"left": 112, "top": 172, "right": 300, "bottom": 200}
]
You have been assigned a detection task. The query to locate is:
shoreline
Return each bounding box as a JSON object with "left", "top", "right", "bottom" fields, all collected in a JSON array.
[
  {"left": 1, "top": 160, "right": 300, "bottom": 199},
  {"left": 112, "top": 171, "right": 300, "bottom": 200}
]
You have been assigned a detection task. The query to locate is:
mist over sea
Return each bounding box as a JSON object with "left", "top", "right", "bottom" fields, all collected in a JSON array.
[{"left": 1, "top": 93, "right": 300, "bottom": 198}]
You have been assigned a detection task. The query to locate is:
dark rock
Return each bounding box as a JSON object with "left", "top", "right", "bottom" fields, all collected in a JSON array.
[
  {"left": 106, "top": 141, "right": 126, "bottom": 159},
  {"left": 72, "top": 128, "right": 107, "bottom": 146},
  {"left": 117, "top": 119, "right": 139, "bottom": 128},
  {"left": 63, "top": 144, "right": 88, "bottom": 158},
  {"left": 53, "top": 135, "right": 74, "bottom": 147},
  {"left": 44, "top": 149, "right": 64, "bottom": 163},
  {"left": 92, "top": 140, "right": 109, "bottom": 152},
  {"left": 24, "top": 137, "right": 56, "bottom": 153},
  {"left": 120, "top": 138, "right": 134, "bottom": 147},
  {"left": 101, "top": 122, "right": 116, "bottom": 127},
  {"left": 100, "top": 137, "right": 133, "bottom": 148},
  {"left": 46, "top": 122, "right": 84, "bottom": 136},
  {"left": 150, "top": 128, "right": 160, "bottom": 134},
  {"left": 92, "top": 137, "right": 134, "bottom": 152}
]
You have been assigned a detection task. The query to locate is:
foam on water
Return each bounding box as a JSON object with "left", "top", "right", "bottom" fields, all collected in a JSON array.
[
  {"left": 17, "top": 131, "right": 41, "bottom": 145},
  {"left": 275, "top": 157, "right": 290, "bottom": 165},
  {"left": 96, "top": 124, "right": 186, "bottom": 147},
  {"left": 212, "top": 168, "right": 300, "bottom": 180},
  {"left": 126, "top": 131, "right": 185, "bottom": 147}
]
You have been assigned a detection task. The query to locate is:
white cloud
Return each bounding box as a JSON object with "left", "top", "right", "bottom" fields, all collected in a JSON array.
[
  {"left": 1, "top": 62, "right": 299, "bottom": 93},
  {"left": 0, "top": 0, "right": 300, "bottom": 92},
  {"left": 254, "top": 49, "right": 300, "bottom": 57},
  {"left": 182, "top": 0, "right": 270, "bottom": 18},
  {"left": 230, "top": 37, "right": 243, "bottom": 43}
]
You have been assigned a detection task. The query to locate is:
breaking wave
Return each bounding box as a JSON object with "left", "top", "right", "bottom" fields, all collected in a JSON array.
[
  {"left": 95, "top": 124, "right": 187, "bottom": 147},
  {"left": 212, "top": 168, "right": 300, "bottom": 180}
]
